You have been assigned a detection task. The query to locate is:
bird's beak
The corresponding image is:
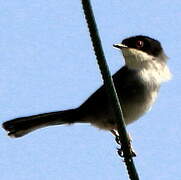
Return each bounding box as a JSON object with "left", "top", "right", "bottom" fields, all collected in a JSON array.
[{"left": 113, "top": 43, "right": 128, "bottom": 49}]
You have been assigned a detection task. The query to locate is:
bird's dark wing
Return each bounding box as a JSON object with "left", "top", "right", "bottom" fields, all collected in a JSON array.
[{"left": 78, "top": 66, "right": 148, "bottom": 118}]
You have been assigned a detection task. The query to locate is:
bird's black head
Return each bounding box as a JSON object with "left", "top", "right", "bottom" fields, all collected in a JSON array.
[{"left": 122, "top": 35, "right": 163, "bottom": 57}]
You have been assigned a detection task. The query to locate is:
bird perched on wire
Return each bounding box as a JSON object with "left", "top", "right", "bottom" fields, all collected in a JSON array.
[{"left": 2, "top": 35, "right": 171, "bottom": 138}]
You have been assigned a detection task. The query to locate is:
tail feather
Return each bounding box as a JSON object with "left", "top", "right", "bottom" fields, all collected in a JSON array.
[{"left": 2, "top": 108, "right": 81, "bottom": 138}]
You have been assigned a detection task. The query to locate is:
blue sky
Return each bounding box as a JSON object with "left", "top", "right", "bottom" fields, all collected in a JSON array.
[{"left": 1, "top": 1, "right": 181, "bottom": 180}]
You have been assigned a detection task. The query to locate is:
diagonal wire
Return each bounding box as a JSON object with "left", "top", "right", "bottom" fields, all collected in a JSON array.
[{"left": 80, "top": 0, "right": 139, "bottom": 179}]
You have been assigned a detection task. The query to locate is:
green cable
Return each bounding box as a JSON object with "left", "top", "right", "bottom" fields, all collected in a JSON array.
[{"left": 80, "top": 0, "right": 139, "bottom": 179}]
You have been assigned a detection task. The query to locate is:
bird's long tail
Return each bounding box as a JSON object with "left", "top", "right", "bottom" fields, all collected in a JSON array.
[{"left": 2, "top": 108, "right": 82, "bottom": 138}]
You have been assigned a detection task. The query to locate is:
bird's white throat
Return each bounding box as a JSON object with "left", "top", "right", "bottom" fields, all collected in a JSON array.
[{"left": 122, "top": 48, "right": 172, "bottom": 85}]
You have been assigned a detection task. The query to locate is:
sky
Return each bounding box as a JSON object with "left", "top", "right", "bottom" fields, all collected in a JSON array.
[{"left": 0, "top": 0, "right": 181, "bottom": 180}]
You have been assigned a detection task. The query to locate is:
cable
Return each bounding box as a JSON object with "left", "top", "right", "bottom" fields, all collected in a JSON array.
[{"left": 80, "top": 0, "right": 139, "bottom": 179}]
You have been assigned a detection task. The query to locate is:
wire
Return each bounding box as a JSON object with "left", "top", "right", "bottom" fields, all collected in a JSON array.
[{"left": 80, "top": 0, "right": 139, "bottom": 179}]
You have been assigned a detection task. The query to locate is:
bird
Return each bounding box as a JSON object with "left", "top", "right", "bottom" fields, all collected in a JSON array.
[{"left": 2, "top": 35, "right": 171, "bottom": 138}]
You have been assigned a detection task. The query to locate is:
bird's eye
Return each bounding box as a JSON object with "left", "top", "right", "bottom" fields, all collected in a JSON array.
[{"left": 136, "top": 40, "right": 144, "bottom": 48}]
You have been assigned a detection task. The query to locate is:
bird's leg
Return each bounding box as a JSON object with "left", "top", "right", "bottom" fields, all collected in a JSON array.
[
  {"left": 110, "top": 130, "right": 121, "bottom": 145},
  {"left": 110, "top": 130, "right": 136, "bottom": 157}
]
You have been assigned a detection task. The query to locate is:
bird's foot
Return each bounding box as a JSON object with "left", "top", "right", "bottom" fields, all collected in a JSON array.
[
  {"left": 117, "top": 146, "right": 136, "bottom": 157},
  {"left": 110, "top": 130, "right": 121, "bottom": 145},
  {"left": 110, "top": 130, "right": 137, "bottom": 157}
]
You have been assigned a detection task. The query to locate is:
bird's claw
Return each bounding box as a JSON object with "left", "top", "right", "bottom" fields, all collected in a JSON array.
[
  {"left": 117, "top": 146, "right": 137, "bottom": 157},
  {"left": 115, "top": 135, "right": 121, "bottom": 145}
]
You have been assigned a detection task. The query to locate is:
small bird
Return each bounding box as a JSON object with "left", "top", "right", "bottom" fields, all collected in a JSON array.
[{"left": 2, "top": 35, "right": 171, "bottom": 138}]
